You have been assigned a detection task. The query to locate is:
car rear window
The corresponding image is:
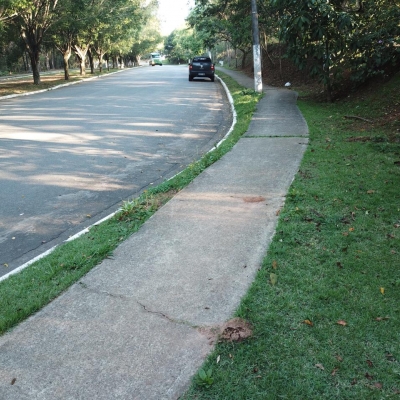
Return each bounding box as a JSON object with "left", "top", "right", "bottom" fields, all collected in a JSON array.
[{"left": 193, "top": 57, "right": 211, "bottom": 62}]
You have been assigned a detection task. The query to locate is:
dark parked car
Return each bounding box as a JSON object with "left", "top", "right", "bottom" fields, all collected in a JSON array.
[{"left": 189, "top": 56, "right": 215, "bottom": 82}]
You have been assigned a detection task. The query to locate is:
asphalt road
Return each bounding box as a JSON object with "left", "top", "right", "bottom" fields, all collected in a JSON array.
[{"left": 0, "top": 65, "right": 232, "bottom": 277}]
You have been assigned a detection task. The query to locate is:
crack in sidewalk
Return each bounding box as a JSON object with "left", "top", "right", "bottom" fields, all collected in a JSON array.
[
  {"left": 137, "top": 301, "right": 196, "bottom": 328},
  {"left": 78, "top": 282, "right": 197, "bottom": 328}
]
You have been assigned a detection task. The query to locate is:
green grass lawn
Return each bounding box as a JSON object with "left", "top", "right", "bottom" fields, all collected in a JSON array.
[{"left": 182, "top": 74, "right": 400, "bottom": 399}]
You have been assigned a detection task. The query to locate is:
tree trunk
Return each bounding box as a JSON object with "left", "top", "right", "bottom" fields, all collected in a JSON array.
[
  {"left": 324, "top": 40, "right": 332, "bottom": 102},
  {"left": 50, "top": 48, "right": 55, "bottom": 69},
  {"left": 73, "top": 44, "right": 89, "bottom": 75},
  {"left": 98, "top": 51, "right": 104, "bottom": 72},
  {"left": 240, "top": 49, "right": 248, "bottom": 69},
  {"left": 88, "top": 48, "right": 94, "bottom": 74},
  {"left": 45, "top": 52, "right": 50, "bottom": 70},
  {"left": 23, "top": 52, "right": 28, "bottom": 71},
  {"left": 21, "top": 29, "right": 42, "bottom": 84},
  {"left": 93, "top": 47, "right": 104, "bottom": 72},
  {"left": 28, "top": 50, "right": 41, "bottom": 84},
  {"left": 55, "top": 42, "right": 72, "bottom": 80},
  {"left": 63, "top": 51, "right": 71, "bottom": 80}
]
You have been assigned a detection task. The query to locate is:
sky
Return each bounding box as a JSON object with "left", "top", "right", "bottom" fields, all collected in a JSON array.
[{"left": 157, "top": 0, "right": 195, "bottom": 36}]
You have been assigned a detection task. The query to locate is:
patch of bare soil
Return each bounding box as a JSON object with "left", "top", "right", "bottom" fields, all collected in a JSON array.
[
  {"left": 219, "top": 318, "right": 253, "bottom": 342},
  {"left": 199, "top": 318, "right": 253, "bottom": 345}
]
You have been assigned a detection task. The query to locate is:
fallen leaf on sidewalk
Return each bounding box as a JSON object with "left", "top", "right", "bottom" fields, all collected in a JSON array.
[
  {"left": 304, "top": 319, "right": 313, "bottom": 327},
  {"left": 315, "top": 364, "right": 325, "bottom": 370},
  {"left": 337, "top": 320, "right": 347, "bottom": 326}
]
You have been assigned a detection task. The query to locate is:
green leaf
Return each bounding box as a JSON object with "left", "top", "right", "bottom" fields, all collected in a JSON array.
[{"left": 199, "top": 368, "right": 207, "bottom": 380}]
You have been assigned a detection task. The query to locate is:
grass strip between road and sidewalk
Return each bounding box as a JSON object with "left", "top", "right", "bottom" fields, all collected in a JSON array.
[
  {"left": 0, "top": 71, "right": 261, "bottom": 335},
  {"left": 182, "top": 74, "right": 400, "bottom": 399}
]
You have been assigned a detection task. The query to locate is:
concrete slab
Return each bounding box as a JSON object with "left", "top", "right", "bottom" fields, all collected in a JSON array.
[{"left": 245, "top": 89, "right": 309, "bottom": 137}]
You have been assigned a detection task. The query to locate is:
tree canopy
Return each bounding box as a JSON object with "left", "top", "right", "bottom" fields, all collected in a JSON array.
[
  {"left": 0, "top": 0, "right": 159, "bottom": 82},
  {"left": 185, "top": 0, "right": 400, "bottom": 99}
]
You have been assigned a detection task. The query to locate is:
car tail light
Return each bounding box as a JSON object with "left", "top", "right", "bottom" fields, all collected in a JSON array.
[
  {"left": 189, "top": 65, "right": 192, "bottom": 70},
  {"left": 211, "top": 64, "right": 215, "bottom": 70}
]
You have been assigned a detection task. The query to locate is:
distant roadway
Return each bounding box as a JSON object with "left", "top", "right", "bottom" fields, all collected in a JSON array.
[{"left": 0, "top": 65, "right": 232, "bottom": 277}]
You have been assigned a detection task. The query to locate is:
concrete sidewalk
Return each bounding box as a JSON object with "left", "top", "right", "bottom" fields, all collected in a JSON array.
[{"left": 0, "top": 69, "right": 308, "bottom": 399}]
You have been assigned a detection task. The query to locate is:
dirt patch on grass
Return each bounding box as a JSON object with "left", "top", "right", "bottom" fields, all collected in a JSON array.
[
  {"left": 219, "top": 318, "right": 253, "bottom": 342},
  {"left": 199, "top": 318, "right": 253, "bottom": 345}
]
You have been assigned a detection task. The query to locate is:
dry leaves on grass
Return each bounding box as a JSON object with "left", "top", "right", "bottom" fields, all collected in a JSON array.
[{"left": 375, "top": 316, "right": 390, "bottom": 321}]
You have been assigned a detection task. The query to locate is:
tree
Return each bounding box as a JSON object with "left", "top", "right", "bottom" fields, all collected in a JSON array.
[
  {"left": 94, "top": 0, "right": 150, "bottom": 71},
  {"left": 129, "top": 16, "right": 162, "bottom": 66},
  {"left": 271, "top": 0, "right": 400, "bottom": 100},
  {"left": 187, "top": 0, "right": 253, "bottom": 68},
  {"left": 346, "top": 0, "right": 400, "bottom": 84},
  {"left": 271, "top": 0, "right": 354, "bottom": 101},
  {"left": 47, "top": 0, "right": 85, "bottom": 80},
  {"left": 1, "top": 0, "right": 59, "bottom": 84},
  {"left": 165, "top": 28, "right": 204, "bottom": 63}
]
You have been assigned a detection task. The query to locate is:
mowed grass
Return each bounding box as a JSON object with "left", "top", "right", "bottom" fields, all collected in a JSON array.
[
  {"left": 182, "top": 74, "right": 400, "bottom": 399},
  {"left": 0, "top": 70, "right": 261, "bottom": 335}
]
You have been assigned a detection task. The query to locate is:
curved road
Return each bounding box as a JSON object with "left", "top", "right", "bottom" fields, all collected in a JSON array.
[{"left": 0, "top": 65, "right": 232, "bottom": 277}]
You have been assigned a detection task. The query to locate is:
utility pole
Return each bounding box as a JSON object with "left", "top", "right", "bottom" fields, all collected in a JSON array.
[{"left": 251, "top": 0, "right": 262, "bottom": 93}]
